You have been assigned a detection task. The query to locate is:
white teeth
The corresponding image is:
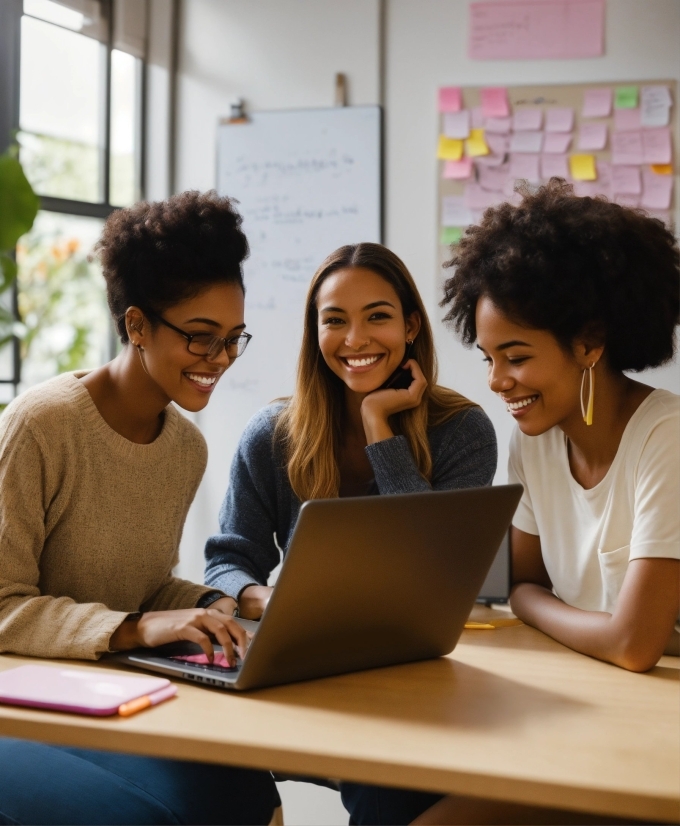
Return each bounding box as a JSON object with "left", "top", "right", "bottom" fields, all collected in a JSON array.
[
  {"left": 346, "top": 356, "right": 380, "bottom": 367},
  {"left": 186, "top": 373, "right": 217, "bottom": 386},
  {"left": 506, "top": 395, "right": 538, "bottom": 411}
]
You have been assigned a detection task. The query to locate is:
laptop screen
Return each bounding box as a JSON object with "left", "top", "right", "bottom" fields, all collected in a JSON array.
[{"left": 477, "top": 531, "right": 510, "bottom": 604}]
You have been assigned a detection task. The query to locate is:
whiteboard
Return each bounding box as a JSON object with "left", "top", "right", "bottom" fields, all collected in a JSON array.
[
  {"left": 178, "top": 106, "right": 382, "bottom": 581},
  {"left": 216, "top": 105, "right": 382, "bottom": 404}
]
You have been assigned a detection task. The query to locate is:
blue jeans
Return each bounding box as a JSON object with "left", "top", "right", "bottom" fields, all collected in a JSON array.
[
  {"left": 341, "top": 781, "right": 443, "bottom": 825},
  {"left": 0, "top": 738, "right": 279, "bottom": 825}
]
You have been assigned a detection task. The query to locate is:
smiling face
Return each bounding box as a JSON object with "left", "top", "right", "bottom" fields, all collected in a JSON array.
[
  {"left": 475, "top": 295, "right": 600, "bottom": 436},
  {"left": 316, "top": 267, "right": 420, "bottom": 395},
  {"left": 129, "top": 281, "right": 246, "bottom": 413}
]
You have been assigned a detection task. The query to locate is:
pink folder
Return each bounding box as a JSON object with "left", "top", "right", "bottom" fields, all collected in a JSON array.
[{"left": 0, "top": 665, "right": 175, "bottom": 716}]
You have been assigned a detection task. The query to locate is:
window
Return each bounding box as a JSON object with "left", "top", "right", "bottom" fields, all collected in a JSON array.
[{"left": 0, "top": 0, "right": 147, "bottom": 395}]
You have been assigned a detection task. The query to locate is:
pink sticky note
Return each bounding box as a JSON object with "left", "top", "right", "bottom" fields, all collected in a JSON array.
[
  {"left": 573, "top": 182, "right": 601, "bottom": 197},
  {"left": 485, "top": 133, "right": 509, "bottom": 156},
  {"left": 464, "top": 183, "right": 499, "bottom": 211},
  {"left": 478, "top": 164, "right": 510, "bottom": 192},
  {"left": 545, "top": 108, "right": 574, "bottom": 133},
  {"left": 596, "top": 161, "right": 612, "bottom": 190},
  {"left": 439, "top": 87, "right": 462, "bottom": 113},
  {"left": 647, "top": 210, "right": 672, "bottom": 226},
  {"left": 509, "top": 154, "right": 541, "bottom": 182},
  {"left": 612, "top": 192, "right": 641, "bottom": 208},
  {"left": 543, "top": 132, "right": 572, "bottom": 154},
  {"left": 578, "top": 123, "right": 608, "bottom": 151},
  {"left": 611, "top": 131, "right": 644, "bottom": 165},
  {"left": 471, "top": 107, "right": 485, "bottom": 129},
  {"left": 540, "top": 154, "right": 570, "bottom": 180},
  {"left": 582, "top": 88, "right": 613, "bottom": 118},
  {"left": 610, "top": 166, "right": 641, "bottom": 195},
  {"left": 614, "top": 108, "right": 642, "bottom": 132},
  {"left": 481, "top": 87, "right": 509, "bottom": 118},
  {"left": 641, "top": 170, "right": 673, "bottom": 210},
  {"left": 512, "top": 108, "right": 543, "bottom": 131},
  {"left": 485, "top": 117, "right": 512, "bottom": 134},
  {"left": 443, "top": 110, "right": 471, "bottom": 139},
  {"left": 468, "top": 0, "right": 604, "bottom": 60},
  {"left": 642, "top": 128, "right": 672, "bottom": 165},
  {"left": 443, "top": 158, "right": 474, "bottom": 179},
  {"left": 476, "top": 153, "right": 506, "bottom": 167},
  {"left": 510, "top": 132, "right": 543, "bottom": 153}
]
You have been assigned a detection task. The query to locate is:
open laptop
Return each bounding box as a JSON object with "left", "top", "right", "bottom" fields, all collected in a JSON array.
[{"left": 113, "top": 484, "right": 522, "bottom": 691}]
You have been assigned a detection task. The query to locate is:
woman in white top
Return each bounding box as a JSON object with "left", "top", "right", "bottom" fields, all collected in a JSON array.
[{"left": 411, "top": 178, "right": 679, "bottom": 825}]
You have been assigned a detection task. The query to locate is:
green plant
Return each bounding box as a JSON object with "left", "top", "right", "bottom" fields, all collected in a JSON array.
[{"left": 0, "top": 147, "right": 39, "bottom": 347}]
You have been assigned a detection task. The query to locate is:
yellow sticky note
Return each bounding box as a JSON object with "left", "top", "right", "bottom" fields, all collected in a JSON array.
[
  {"left": 437, "top": 136, "right": 463, "bottom": 161},
  {"left": 651, "top": 164, "right": 673, "bottom": 175},
  {"left": 570, "top": 154, "right": 596, "bottom": 181},
  {"left": 465, "top": 128, "right": 489, "bottom": 157}
]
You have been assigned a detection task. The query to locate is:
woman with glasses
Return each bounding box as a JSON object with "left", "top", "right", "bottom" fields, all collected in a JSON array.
[
  {"left": 0, "top": 191, "right": 278, "bottom": 825},
  {"left": 204, "top": 242, "right": 498, "bottom": 825}
]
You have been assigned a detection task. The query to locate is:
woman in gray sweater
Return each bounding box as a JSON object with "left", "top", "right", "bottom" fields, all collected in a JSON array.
[{"left": 205, "top": 242, "right": 498, "bottom": 825}]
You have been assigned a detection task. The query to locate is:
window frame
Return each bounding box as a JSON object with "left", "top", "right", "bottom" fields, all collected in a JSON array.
[{"left": 1, "top": 0, "right": 147, "bottom": 390}]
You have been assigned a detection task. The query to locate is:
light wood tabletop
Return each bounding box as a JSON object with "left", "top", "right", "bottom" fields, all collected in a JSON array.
[{"left": 0, "top": 606, "right": 677, "bottom": 823}]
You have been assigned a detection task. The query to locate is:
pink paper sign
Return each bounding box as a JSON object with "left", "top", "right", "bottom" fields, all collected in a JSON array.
[
  {"left": 578, "top": 123, "right": 608, "bottom": 151},
  {"left": 469, "top": 0, "right": 604, "bottom": 60},
  {"left": 582, "top": 88, "right": 612, "bottom": 118},
  {"left": 464, "top": 183, "right": 500, "bottom": 211},
  {"left": 443, "top": 158, "right": 474, "bottom": 180},
  {"left": 545, "top": 108, "right": 574, "bottom": 133},
  {"left": 641, "top": 170, "right": 673, "bottom": 210},
  {"left": 471, "top": 107, "right": 485, "bottom": 129},
  {"left": 512, "top": 108, "right": 543, "bottom": 131},
  {"left": 611, "top": 166, "right": 641, "bottom": 195},
  {"left": 642, "top": 128, "right": 672, "bottom": 165},
  {"left": 614, "top": 108, "right": 641, "bottom": 132},
  {"left": 509, "top": 154, "right": 541, "bottom": 182},
  {"left": 439, "top": 87, "right": 462, "bottom": 113},
  {"left": 540, "top": 154, "right": 570, "bottom": 180},
  {"left": 611, "top": 131, "right": 644, "bottom": 166},
  {"left": 612, "top": 192, "right": 641, "bottom": 208},
  {"left": 543, "top": 132, "right": 572, "bottom": 154},
  {"left": 481, "top": 87, "right": 510, "bottom": 118}
]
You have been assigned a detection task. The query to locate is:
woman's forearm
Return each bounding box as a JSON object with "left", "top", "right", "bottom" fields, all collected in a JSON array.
[{"left": 510, "top": 583, "right": 637, "bottom": 670}]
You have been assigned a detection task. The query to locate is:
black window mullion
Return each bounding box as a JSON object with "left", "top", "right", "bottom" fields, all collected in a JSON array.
[{"left": 102, "top": 0, "right": 113, "bottom": 206}]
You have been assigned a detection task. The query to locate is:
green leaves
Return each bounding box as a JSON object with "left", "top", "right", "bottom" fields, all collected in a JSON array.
[{"left": 0, "top": 154, "right": 39, "bottom": 251}]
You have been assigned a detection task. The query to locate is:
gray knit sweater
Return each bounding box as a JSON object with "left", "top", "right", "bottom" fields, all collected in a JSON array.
[{"left": 205, "top": 402, "right": 497, "bottom": 599}]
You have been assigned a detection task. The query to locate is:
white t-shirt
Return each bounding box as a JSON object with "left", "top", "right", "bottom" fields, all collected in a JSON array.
[{"left": 508, "top": 389, "right": 680, "bottom": 621}]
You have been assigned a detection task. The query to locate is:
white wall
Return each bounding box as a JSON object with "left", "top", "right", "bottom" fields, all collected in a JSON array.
[
  {"left": 383, "top": 0, "right": 680, "bottom": 486},
  {"left": 175, "top": 0, "right": 680, "bottom": 570},
  {"left": 173, "top": 3, "right": 680, "bottom": 820}
]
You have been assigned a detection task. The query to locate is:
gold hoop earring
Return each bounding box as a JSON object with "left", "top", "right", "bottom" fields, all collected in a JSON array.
[{"left": 580, "top": 363, "right": 595, "bottom": 426}]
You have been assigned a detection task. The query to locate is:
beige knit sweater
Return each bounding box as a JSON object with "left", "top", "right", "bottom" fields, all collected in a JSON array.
[{"left": 0, "top": 371, "right": 216, "bottom": 659}]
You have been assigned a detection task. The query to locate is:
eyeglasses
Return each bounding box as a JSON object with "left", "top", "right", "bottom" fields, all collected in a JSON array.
[{"left": 148, "top": 313, "right": 252, "bottom": 360}]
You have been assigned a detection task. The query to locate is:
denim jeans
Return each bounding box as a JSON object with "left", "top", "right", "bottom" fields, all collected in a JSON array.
[
  {"left": 341, "top": 781, "right": 443, "bottom": 825},
  {"left": 0, "top": 737, "right": 279, "bottom": 825}
]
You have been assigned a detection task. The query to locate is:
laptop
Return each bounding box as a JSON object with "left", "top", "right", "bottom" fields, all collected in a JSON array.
[{"left": 113, "top": 484, "right": 522, "bottom": 691}]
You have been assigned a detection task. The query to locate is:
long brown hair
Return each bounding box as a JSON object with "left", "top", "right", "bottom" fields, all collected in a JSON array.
[{"left": 276, "top": 243, "right": 476, "bottom": 501}]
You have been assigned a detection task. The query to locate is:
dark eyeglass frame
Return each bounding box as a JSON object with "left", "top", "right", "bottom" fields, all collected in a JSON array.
[{"left": 146, "top": 312, "right": 252, "bottom": 360}]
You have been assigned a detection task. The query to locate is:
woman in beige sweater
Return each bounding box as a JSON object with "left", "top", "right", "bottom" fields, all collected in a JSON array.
[{"left": 0, "top": 191, "right": 279, "bottom": 825}]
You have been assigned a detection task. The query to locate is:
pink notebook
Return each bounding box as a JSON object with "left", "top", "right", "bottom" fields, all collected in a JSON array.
[{"left": 0, "top": 665, "right": 175, "bottom": 716}]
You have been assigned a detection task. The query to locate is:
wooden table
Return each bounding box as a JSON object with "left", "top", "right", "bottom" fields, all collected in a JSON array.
[{"left": 0, "top": 607, "right": 677, "bottom": 823}]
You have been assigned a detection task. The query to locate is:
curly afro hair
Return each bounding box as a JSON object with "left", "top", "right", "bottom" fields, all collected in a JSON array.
[
  {"left": 96, "top": 190, "right": 249, "bottom": 343},
  {"left": 441, "top": 178, "right": 679, "bottom": 372}
]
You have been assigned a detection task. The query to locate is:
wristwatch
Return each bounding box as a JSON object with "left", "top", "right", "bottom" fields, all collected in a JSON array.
[{"left": 196, "top": 591, "right": 239, "bottom": 616}]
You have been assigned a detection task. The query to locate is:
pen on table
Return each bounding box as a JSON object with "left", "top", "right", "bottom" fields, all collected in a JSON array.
[{"left": 118, "top": 684, "right": 177, "bottom": 717}]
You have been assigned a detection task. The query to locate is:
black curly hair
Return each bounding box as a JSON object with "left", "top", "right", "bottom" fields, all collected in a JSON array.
[
  {"left": 96, "top": 190, "right": 249, "bottom": 343},
  {"left": 440, "top": 178, "right": 680, "bottom": 372}
]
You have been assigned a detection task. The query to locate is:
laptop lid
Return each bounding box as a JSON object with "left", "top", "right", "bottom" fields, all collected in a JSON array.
[{"left": 235, "top": 484, "right": 522, "bottom": 690}]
